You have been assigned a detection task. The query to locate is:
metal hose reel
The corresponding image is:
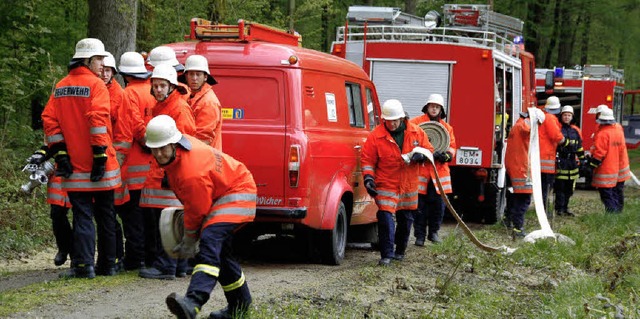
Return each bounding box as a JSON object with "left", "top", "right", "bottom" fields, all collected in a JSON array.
[{"left": 418, "top": 121, "right": 450, "bottom": 153}]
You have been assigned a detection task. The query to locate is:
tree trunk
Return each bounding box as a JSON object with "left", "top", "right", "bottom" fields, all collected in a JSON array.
[
  {"left": 88, "top": 0, "right": 137, "bottom": 63},
  {"left": 404, "top": 0, "right": 417, "bottom": 15},
  {"left": 524, "top": 0, "right": 549, "bottom": 64},
  {"left": 557, "top": 0, "right": 574, "bottom": 66},
  {"left": 321, "top": 3, "right": 329, "bottom": 52},
  {"left": 208, "top": 0, "right": 226, "bottom": 23},
  {"left": 579, "top": 0, "right": 591, "bottom": 66},
  {"left": 543, "top": 0, "right": 561, "bottom": 67}
]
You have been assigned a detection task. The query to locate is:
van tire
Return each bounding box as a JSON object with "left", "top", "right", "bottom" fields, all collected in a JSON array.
[{"left": 321, "top": 202, "right": 347, "bottom": 265}]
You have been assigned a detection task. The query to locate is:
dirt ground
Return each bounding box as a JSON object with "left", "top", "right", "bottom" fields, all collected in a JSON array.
[{"left": 0, "top": 190, "right": 604, "bottom": 318}]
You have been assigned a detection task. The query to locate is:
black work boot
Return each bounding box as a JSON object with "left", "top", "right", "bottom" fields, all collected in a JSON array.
[
  {"left": 427, "top": 232, "right": 441, "bottom": 243},
  {"left": 210, "top": 283, "right": 252, "bottom": 319},
  {"left": 60, "top": 265, "right": 96, "bottom": 279},
  {"left": 54, "top": 251, "right": 68, "bottom": 266},
  {"left": 166, "top": 292, "right": 200, "bottom": 319}
]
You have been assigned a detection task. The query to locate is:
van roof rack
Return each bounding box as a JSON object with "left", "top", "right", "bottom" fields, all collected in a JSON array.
[{"left": 186, "top": 18, "right": 301, "bottom": 47}]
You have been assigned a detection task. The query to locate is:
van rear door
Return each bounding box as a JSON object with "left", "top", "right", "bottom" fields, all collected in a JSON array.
[{"left": 214, "top": 69, "right": 287, "bottom": 203}]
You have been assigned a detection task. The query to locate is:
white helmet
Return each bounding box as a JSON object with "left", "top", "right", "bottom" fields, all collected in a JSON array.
[
  {"left": 426, "top": 93, "right": 444, "bottom": 107},
  {"left": 588, "top": 104, "right": 609, "bottom": 114},
  {"left": 145, "top": 115, "right": 183, "bottom": 148},
  {"left": 151, "top": 64, "right": 178, "bottom": 86},
  {"left": 73, "top": 38, "right": 108, "bottom": 59},
  {"left": 103, "top": 52, "right": 118, "bottom": 73},
  {"left": 148, "top": 46, "right": 181, "bottom": 67},
  {"left": 561, "top": 105, "right": 574, "bottom": 114},
  {"left": 596, "top": 108, "right": 616, "bottom": 124},
  {"left": 184, "top": 55, "right": 210, "bottom": 74},
  {"left": 119, "top": 52, "right": 149, "bottom": 74},
  {"left": 381, "top": 99, "right": 405, "bottom": 120},
  {"left": 545, "top": 96, "right": 561, "bottom": 114}
]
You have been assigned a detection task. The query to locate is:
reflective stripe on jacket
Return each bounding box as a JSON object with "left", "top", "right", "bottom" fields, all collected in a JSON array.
[
  {"left": 361, "top": 120, "right": 434, "bottom": 213},
  {"left": 47, "top": 175, "right": 71, "bottom": 208},
  {"left": 41, "top": 66, "right": 121, "bottom": 191},
  {"left": 165, "top": 135, "right": 256, "bottom": 238},
  {"left": 409, "top": 115, "right": 456, "bottom": 194},
  {"left": 187, "top": 83, "right": 223, "bottom": 150},
  {"left": 591, "top": 124, "right": 631, "bottom": 188},
  {"left": 505, "top": 117, "right": 532, "bottom": 194},
  {"left": 140, "top": 89, "right": 196, "bottom": 208},
  {"left": 539, "top": 111, "right": 564, "bottom": 173}
]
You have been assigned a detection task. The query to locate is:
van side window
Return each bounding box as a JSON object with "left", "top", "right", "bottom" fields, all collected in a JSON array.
[
  {"left": 366, "top": 87, "right": 378, "bottom": 130},
  {"left": 345, "top": 83, "right": 365, "bottom": 128}
]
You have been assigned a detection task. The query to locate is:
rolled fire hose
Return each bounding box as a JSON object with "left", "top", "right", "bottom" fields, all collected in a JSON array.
[
  {"left": 159, "top": 207, "right": 200, "bottom": 258},
  {"left": 418, "top": 121, "right": 450, "bottom": 153},
  {"left": 406, "top": 147, "right": 515, "bottom": 254}
]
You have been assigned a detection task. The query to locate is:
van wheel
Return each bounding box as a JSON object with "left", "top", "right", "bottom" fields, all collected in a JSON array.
[{"left": 321, "top": 202, "right": 347, "bottom": 265}]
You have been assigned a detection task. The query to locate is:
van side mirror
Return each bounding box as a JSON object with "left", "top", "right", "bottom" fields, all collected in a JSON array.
[{"left": 544, "top": 70, "right": 554, "bottom": 93}]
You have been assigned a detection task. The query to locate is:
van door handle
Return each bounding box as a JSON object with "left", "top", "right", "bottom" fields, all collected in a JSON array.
[{"left": 354, "top": 145, "right": 362, "bottom": 150}]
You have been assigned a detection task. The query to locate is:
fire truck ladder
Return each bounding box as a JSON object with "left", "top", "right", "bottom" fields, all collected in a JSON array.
[
  {"left": 186, "top": 18, "right": 301, "bottom": 47},
  {"left": 335, "top": 4, "right": 525, "bottom": 58}
]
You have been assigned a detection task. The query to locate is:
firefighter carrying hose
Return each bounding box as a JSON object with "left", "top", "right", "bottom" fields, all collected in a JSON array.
[
  {"left": 42, "top": 38, "right": 122, "bottom": 278},
  {"left": 409, "top": 94, "right": 457, "bottom": 244},
  {"left": 554, "top": 105, "right": 584, "bottom": 217},
  {"left": 539, "top": 96, "right": 570, "bottom": 216},
  {"left": 362, "top": 99, "right": 434, "bottom": 266},
  {"left": 142, "top": 115, "right": 256, "bottom": 319}
]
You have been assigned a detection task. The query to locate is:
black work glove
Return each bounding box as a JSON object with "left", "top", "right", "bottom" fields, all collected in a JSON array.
[
  {"left": 51, "top": 143, "right": 73, "bottom": 178},
  {"left": 434, "top": 151, "right": 452, "bottom": 163},
  {"left": 364, "top": 174, "right": 377, "bottom": 198},
  {"left": 90, "top": 145, "right": 108, "bottom": 182},
  {"left": 410, "top": 152, "right": 428, "bottom": 164},
  {"left": 161, "top": 171, "right": 170, "bottom": 189},
  {"left": 28, "top": 145, "right": 49, "bottom": 165}
]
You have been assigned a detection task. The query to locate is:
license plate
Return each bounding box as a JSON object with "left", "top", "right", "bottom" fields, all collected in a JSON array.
[{"left": 456, "top": 149, "right": 482, "bottom": 166}]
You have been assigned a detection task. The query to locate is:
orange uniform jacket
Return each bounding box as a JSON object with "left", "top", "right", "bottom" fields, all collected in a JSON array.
[
  {"left": 139, "top": 90, "right": 196, "bottom": 208},
  {"left": 361, "top": 120, "right": 434, "bottom": 213},
  {"left": 505, "top": 117, "right": 532, "bottom": 194},
  {"left": 106, "top": 79, "right": 130, "bottom": 205},
  {"left": 409, "top": 116, "right": 457, "bottom": 194},
  {"left": 187, "top": 83, "right": 223, "bottom": 149},
  {"left": 113, "top": 78, "right": 156, "bottom": 191},
  {"left": 538, "top": 111, "right": 564, "bottom": 173},
  {"left": 591, "top": 124, "right": 631, "bottom": 188},
  {"left": 164, "top": 135, "right": 256, "bottom": 238},
  {"left": 41, "top": 66, "right": 121, "bottom": 191},
  {"left": 47, "top": 175, "right": 71, "bottom": 208}
]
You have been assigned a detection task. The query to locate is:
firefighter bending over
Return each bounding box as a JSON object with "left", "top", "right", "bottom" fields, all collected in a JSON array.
[
  {"left": 362, "top": 99, "right": 434, "bottom": 266},
  {"left": 143, "top": 115, "right": 256, "bottom": 319},
  {"left": 554, "top": 105, "right": 584, "bottom": 217},
  {"left": 409, "top": 94, "right": 457, "bottom": 244},
  {"left": 586, "top": 108, "right": 630, "bottom": 213}
]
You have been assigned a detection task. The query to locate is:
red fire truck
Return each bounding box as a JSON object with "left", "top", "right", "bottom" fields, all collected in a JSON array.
[
  {"left": 535, "top": 65, "right": 625, "bottom": 152},
  {"left": 623, "top": 89, "right": 640, "bottom": 149},
  {"left": 331, "top": 4, "right": 537, "bottom": 223}
]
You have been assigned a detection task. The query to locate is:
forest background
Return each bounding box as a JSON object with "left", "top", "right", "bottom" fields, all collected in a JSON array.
[{"left": 0, "top": 0, "right": 639, "bottom": 149}]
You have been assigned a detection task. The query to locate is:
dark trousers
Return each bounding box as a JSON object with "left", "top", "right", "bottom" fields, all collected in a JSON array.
[
  {"left": 143, "top": 206, "right": 158, "bottom": 267},
  {"left": 50, "top": 204, "right": 72, "bottom": 255},
  {"left": 377, "top": 209, "right": 414, "bottom": 259},
  {"left": 68, "top": 190, "right": 116, "bottom": 268},
  {"left": 149, "top": 207, "right": 187, "bottom": 274},
  {"left": 187, "top": 223, "right": 251, "bottom": 310},
  {"left": 599, "top": 182, "right": 625, "bottom": 213},
  {"left": 413, "top": 183, "right": 445, "bottom": 241},
  {"left": 507, "top": 193, "right": 531, "bottom": 230},
  {"left": 115, "top": 189, "right": 145, "bottom": 269},
  {"left": 541, "top": 173, "right": 555, "bottom": 211},
  {"left": 554, "top": 178, "right": 576, "bottom": 213}
]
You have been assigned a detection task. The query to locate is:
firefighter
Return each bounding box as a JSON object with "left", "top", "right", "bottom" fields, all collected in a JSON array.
[
  {"left": 539, "top": 96, "right": 569, "bottom": 216},
  {"left": 178, "top": 54, "right": 223, "bottom": 148},
  {"left": 146, "top": 46, "right": 190, "bottom": 100},
  {"left": 142, "top": 115, "right": 255, "bottom": 319},
  {"left": 112, "top": 51, "right": 155, "bottom": 270},
  {"left": 362, "top": 99, "right": 434, "bottom": 266},
  {"left": 554, "top": 105, "right": 585, "bottom": 217},
  {"left": 102, "top": 52, "right": 129, "bottom": 273},
  {"left": 409, "top": 94, "right": 456, "bottom": 244},
  {"left": 586, "top": 108, "right": 631, "bottom": 213},
  {"left": 504, "top": 108, "right": 544, "bottom": 238},
  {"left": 138, "top": 64, "right": 196, "bottom": 280},
  {"left": 26, "top": 145, "right": 73, "bottom": 266},
  {"left": 41, "top": 38, "right": 122, "bottom": 278}
]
